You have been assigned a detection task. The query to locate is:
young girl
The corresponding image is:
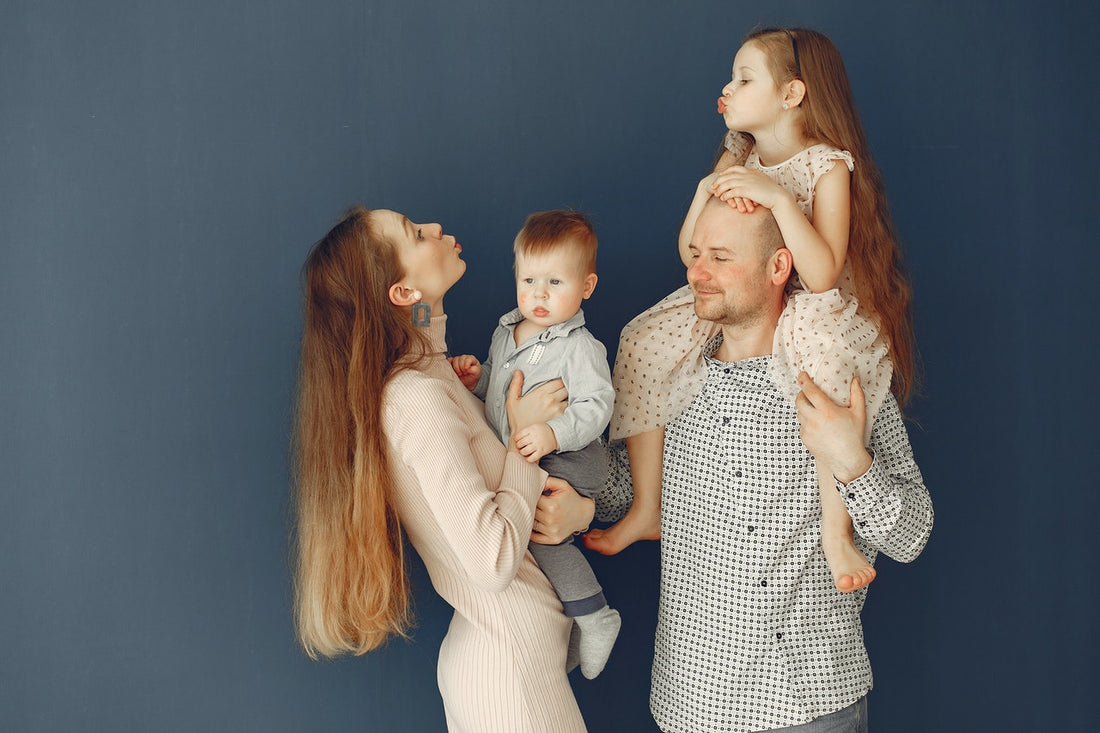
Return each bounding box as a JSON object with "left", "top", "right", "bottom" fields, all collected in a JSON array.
[{"left": 585, "top": 27, "right": 915, "bottom": 594}]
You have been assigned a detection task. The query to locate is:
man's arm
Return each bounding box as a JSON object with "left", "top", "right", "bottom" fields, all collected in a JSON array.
[
  {"left": 833, "top": 395, "right": 932, "bottom": 562},
  {"left": 797, "top": 374, "right": 933, "bottom": 563}
]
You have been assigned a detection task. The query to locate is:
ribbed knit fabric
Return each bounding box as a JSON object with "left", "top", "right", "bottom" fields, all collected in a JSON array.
[{"left": 382, "top": 315, "right": 587, "bottom": 732}]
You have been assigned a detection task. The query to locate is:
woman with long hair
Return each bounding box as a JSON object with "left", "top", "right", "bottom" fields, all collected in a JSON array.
[{"left": 292, "top": 207, "right": 592, "bottom": 732}]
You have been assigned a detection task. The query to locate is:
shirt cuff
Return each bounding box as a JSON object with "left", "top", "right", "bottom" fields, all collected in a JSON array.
[
  {"left": 834, "top": 449, "right": 883, "bottom": 522},
  {"left": 546, "top": 416, "right": 580, "bottom": 453}
]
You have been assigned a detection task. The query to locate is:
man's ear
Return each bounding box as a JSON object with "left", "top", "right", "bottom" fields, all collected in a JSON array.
[
  {"left": 784, "top": 79, "right": 806, "bottom": 108},
  {"left": 581, "top": 273, "right": 598, "bottom": 299},
  {"left": 388, "top": 284, "right": 421, "bottom": 307},
  {"left": 771, "top": 248, "right": 794, "bottom": 285}
]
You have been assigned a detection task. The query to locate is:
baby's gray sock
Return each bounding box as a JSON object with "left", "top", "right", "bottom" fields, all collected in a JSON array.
[
  {"left": 565, "top": 620, "right": 580, "bottom": 673},
  {"left": 574, "top": 606, "right": 621, "bottom": 679}
]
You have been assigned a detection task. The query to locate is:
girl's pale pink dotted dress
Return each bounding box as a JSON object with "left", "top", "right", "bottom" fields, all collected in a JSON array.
[{"left": 611, "top": 132, "right": 891, "bottom": 443}]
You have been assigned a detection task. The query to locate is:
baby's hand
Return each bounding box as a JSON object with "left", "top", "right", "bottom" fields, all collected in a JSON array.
[
  {"left": 513, "top": 423, "right": 558, "bottom": 464},
  {"left": 448, "top": 354, "right": 482, "bottom": 391}
]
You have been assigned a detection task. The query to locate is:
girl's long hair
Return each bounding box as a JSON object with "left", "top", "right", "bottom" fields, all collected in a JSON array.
[
  {"left": 747, "top": 27, "right": 917, "bottom": 404},
  {"left": 292, "top": 207, "right": 429, "bottom": 658}
]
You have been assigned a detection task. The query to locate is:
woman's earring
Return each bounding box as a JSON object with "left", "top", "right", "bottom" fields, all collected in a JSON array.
[
  {"left": 783, "top": 103, "right": 789, "bottom": 110},
  {"left": 412, "top": 302, "right": 431, "bottom": 327}
]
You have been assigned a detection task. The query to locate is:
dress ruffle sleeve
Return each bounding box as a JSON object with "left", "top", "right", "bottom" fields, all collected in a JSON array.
[{"left": 723, "top": 131, "right": 754, "bottom": 162}]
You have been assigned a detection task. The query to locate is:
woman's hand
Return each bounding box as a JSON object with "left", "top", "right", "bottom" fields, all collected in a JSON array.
[
  {"left": 531, "top": 477, "right": 595, "bottom": 545},
  {"left": 505, "top": 371, "right": 567, "bottom": 436}
]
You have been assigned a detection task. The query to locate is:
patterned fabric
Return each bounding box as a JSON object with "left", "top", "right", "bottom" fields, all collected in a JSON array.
[
  {"left": 770, "top": 289, "right": 890, "bottom": 441},
  {"left": 599, "top": 338, "right": 932, "bottom": 732},
  {"left": 731, "top": 133, "right": 854, "bottom": 221},
  {"left": 606, "top": 284, "right": 717, "bottom": 440},
  {"left": 608, "top": 138, "right": 883, "bottom": 441}
]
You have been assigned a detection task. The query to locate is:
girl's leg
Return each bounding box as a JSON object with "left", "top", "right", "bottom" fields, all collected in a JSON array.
[
  {"left": 584, "top": 428, "right": 664, "bottom": 555},
  {"left": 817, "top": 456, "right": 876, "bottom": 592}
]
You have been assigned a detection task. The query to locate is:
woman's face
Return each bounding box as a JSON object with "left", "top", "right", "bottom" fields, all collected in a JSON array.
[{"left": 373, "top": 209, "right": 466, "bottom": 307}]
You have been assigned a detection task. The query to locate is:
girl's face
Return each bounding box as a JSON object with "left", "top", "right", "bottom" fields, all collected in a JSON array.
[
  {"left": 373, "top": 209, "right": 465, "bottom": 306},
  {"left": 718, "top": 42, "right": 784, "bottom": 133}
]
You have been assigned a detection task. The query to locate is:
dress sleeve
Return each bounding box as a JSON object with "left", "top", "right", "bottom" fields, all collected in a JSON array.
[
  {"left": 545, "top": 334, "right": 615, "bottom": 453},
  {"left": 836, "top": 396, "right": 933, "bottom": 563},
  {"left": 385, "top": 372, "right": 547, "bottom": 593},
  {"left": 723, "top": 131, "right": 753, "bottom": 164},
  {"left": 808, "top": 146, "right": 855, "bottom": 195}
]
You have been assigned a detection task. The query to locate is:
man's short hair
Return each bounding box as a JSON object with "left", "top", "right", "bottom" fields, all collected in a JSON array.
[
  {"left": 702, "top": 196, "right": 785, "bottom": 263},
  {"left": 751, "top": 208, "right": 785, "bottom": 261}
]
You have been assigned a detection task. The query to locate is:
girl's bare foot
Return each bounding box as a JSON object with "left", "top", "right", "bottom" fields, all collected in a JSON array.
[
  {"left": 584, "top": 507, "right": 660, "bottom": 555},
  {"left": 817, "top": 457, "right": 876, "bottom": 592},
  {"left": 822, "top": 531, "right": 876, "bottom": 592}
]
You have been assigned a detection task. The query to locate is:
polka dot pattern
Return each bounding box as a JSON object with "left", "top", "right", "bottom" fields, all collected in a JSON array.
[
  {"left": 770, "top": 286, "right": 891, "bottom": 442},
  {"left": 609, "top": 285, "right": 718, "bottom": 440},
  {"left": 608, "top": 140, "right": 877, "bottom": 443},
  {"left": 653, "top": 349, "right": 871, "bottom": 732},
  {"left": 597, "top": 337, "right": 932, "bottom": 732}
]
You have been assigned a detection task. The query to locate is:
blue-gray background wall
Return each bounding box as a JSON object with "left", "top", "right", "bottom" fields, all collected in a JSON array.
[{"left": 2, "top": 1, "right": 1096, "bottom": 730}]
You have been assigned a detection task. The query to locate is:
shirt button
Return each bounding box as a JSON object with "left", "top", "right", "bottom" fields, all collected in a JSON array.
[
  {"left": 735, "top": 470, "right": 743, "bottom": 478},
  {"left": 747, "top": 526, "right": 755, "bottom": 533},
  {"left": 848, "top": 492, "right": 856, "bottom": 499},
  {"left": 760, "top": 580, "right": 767, "bottom": 587},
  {"left": 503, "top": 362, "right": 511, "bottom": 368},
  {"left": 723, "top": 416, "right": 731, "bottom": 425},
  {"left": 776, "top": 632, "right": 783, "bottom": 641}
]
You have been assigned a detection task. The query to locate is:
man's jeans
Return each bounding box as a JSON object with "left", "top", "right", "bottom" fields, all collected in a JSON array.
[{"left": 769, "top": 696, "right": 868, "bottom": 733}]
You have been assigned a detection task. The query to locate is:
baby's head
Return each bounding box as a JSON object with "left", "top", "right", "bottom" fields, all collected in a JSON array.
[{"left": 513, "top": 210, "right": 598, "bottom": 329}]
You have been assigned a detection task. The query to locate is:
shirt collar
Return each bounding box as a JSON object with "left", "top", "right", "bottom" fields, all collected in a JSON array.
[
  {"left": 498, "top": 307, "right": 587, "bottom": 341},
  {"left": 702, "top": 332, "right": 773, "bottom": 386}
]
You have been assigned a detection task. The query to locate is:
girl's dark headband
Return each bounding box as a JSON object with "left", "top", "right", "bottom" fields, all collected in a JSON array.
[{"left": 784, "top": 29, "right": 802, "bottom": 78}]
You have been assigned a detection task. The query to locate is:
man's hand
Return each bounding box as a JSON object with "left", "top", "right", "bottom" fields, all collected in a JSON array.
[
  {"left": 531, "top": 476, "right": 595, "bottom": 545},
  {"left": 513, "top": 423, "right": 558, "bottom": 463},
  {"left": 795, "top": 372, "right": 872, "bottom": 484},
  {"left": 447, "top": 354, "right": 482, "bottom": 391}
]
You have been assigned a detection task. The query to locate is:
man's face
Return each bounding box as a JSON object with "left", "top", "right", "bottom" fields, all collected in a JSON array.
[{"left": 686, "top": 204, "right": 775, "bottom": 327}]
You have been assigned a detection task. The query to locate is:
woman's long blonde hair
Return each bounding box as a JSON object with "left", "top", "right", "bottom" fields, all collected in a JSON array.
[
  {"left": 292, "top": 207, "right": 428, "bottom": 658},
  {"left": 746, "top": 27, "right": 918, "bottom": 404}
]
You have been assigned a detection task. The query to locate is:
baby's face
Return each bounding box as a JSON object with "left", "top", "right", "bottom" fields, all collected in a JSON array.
[{"left": 514, "top": 246, "right": 596, "bottom": 330}]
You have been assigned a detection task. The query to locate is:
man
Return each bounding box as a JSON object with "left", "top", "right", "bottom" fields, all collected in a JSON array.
[{"left": 602, "top": 199, "right": 933, "bottom": 732}]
